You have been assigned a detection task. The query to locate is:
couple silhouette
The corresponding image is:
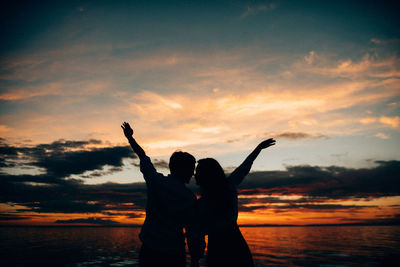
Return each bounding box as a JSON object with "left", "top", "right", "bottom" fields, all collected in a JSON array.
[{"left": 122, "top": 122, "right": 275, "bottom": 267}]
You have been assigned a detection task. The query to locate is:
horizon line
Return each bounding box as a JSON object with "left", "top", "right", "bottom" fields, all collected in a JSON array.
[{"left": 1, "top": 222, "right": 399, "bottom": 228}]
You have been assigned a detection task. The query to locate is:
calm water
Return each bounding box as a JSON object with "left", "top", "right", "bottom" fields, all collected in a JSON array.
[{"left": 0, "top": 226, "right": 398, "bottom": 266}]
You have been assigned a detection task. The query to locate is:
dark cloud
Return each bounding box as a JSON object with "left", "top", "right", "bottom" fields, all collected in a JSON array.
[
  {"left": 339, "top": 214, "right": 400, "bottom": 225},
  {"left": 152, "top": 159, "right": 169, "bottom": 169},
  {"left": 131, "top": 158, "right": 169, "bottom": 169},
  {"left": 125, "top": 213, "right": 144, "bottom": 219},
  {"left": 239, "top": 205, "right": 269, "bottom": 212},
  {"left": 0, "top": 173, "right": 82, "bottom": 185},
  {"left": 19, "top": 200, "right": 106, "bottom": 214},
  {"left": 1, "top": 138, "right": 399, "bottom": 224},
  {"left": 55, "top": 217, "right": 119, "bottom": 225},
  {"left": 0, "top": 177, "right": 148, "bottom": 214},
  {"left": 0, "top": 139, "right": 135, "bottom": 179},
  {"left": 80, "top": 166, "right": 124, "bottom": 178},
  {"left": 237, "top": 194, "right": 378, "bottom": 213},
  {"left": 226, "top": 132, "right": 326, "bottom": 143},
  {"left": 0, "top": 214, "right": 31, "bottom": 221},
  {"left": 238, "top": 203, "right": 374, "bottom": 213},
  {"left": 4, "top": 160, "right": 396, "bottom": 219},
  {"left": 0, "top": 139, "right": 146, "bottom": 220},
  {"left": 28, "top": 144, "right": 134, "bottom": 178},
  {"left": 274, "top": 132, "right": 328, "bottom": 140},
  {"left": 238, "top": 195, "right": 337, "bottom": 205},
  {"left": 33, "top": 139, "right": 102, "bottom": 152},
  {"left": 0, "top": 139, "right": 19, "bottom": 167},
  {"left": 238, "top": 160, "right": 400, "bottom": 197}
]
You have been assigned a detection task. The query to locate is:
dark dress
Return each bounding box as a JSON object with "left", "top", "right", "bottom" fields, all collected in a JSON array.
[
  {"left": 207, "top": 224, "right": 254, "bottom": 267},
  {"left": 198, "top": 158, "right": 255, "bottom": 267}
]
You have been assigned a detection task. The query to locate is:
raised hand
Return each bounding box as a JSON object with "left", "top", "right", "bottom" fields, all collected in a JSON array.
[
  {"left": 257, "top": 138, "right": 276, "bottom": 150},
  {"left": 121, "top": 122, "right": 146, "bottom": 158},
  {"left": 231, "top": 137, "right": 276, "bottom": 186},
  {"left": 121, "top": 122, "right": 134, "bottom": 138}
]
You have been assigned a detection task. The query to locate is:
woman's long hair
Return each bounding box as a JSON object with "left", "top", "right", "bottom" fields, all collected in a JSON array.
[{"left": 196, "top": 158, "right": 234, "bottom": 215}]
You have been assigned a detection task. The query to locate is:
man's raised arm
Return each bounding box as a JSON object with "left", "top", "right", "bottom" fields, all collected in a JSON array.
[
  {"left": 121, "top": 121, "right": 160, "bottom": 181},
  {"left": 121, "top": 122, "right": 146, "bottom": 159}
]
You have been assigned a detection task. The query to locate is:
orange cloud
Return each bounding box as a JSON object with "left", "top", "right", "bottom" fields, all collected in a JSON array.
[
  {"left": 375, "top": 132, "right": 389, "bottom": 139},
  {"left": 1, "top": 45, "right": 399, "bottom": 151},
  {"left": 379, "top": 116, "right": 400, "bottom": 128},
  {"left": 300, "top": 52, "right": 400, "bottom": 79},
  {"left": 360, "top": 117, "right": 377, "bottom": 124},
  {"left": 359, "top": 116, "right": 400, "bottom": 129}
]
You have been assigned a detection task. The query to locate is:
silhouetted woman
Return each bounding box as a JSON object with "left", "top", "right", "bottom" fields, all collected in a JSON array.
[{"left": 195, "top": 139, "right": 275, "bottom": 267}]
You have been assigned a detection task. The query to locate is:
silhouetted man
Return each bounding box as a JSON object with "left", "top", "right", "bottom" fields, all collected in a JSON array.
[{"left": 121, "top": 122, "right": 201, "bottom": 267}]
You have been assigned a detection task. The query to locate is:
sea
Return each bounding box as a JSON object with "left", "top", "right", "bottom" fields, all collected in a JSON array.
[{"left": 1, "top": 225, "right": 398, "bottom": 266}]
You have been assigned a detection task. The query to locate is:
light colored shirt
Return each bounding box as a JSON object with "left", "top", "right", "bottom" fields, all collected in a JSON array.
[
  {"left": 139, "top": 156, "right": 197, "bottom": 253},
  {"left": 197, "top": 157, "right": 254, "bottom": 234}
]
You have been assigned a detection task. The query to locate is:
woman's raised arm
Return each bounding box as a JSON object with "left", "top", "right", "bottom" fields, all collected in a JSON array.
[{"left": 230, "top": 138, "right": 276, "bottom": 186}]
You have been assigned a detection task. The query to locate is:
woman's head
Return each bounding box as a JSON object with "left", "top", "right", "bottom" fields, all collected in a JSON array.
[
  {"left": 195, "top": 158, "right": 233, "bottom": 214},
  {"left": 195, "top": 158, "right": 225, "bottom": 188}
]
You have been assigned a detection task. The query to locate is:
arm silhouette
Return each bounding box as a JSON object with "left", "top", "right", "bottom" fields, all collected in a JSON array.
[
  {"left": 122, "top": 121, "right": 159, "bottom": 179},
  {"left": 230, "top": 138, "right": 276, "bottom": 186},
  {"left": 121, "top": 122, "right": 146, "bottom": 159}
]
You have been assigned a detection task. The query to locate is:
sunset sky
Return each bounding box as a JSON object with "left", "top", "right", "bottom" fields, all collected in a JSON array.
[{"left": 1, "top": 0, "right": 399, "bottom": 226}]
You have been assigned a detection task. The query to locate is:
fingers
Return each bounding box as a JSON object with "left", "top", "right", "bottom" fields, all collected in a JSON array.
[
  {"left": 121, "top": 122, "right": 133, "bottom": 137},
  {"left": 258, "top": 138, "right": 276, "bottom": 149},
  {"left": 121, "top": 122, "right": 130, "bottom": 129},
  {"left": 269, "top": 139, "right": 276, "bottom": 146}
]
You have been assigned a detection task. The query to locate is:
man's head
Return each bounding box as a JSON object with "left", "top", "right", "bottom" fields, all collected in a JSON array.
[{"left": 169, "top": 151, "right": 196, "bottom": 183}]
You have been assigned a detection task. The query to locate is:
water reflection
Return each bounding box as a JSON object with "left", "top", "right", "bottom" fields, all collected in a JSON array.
[
  {"left": 0, "top": 226, "right": 398, "bottom": 266},
  {"left": 0, "top": 227, "right": 142, "bottom": 266},
  {"left": 241, "top": 226, "right": 399, "bottom": 266}
]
